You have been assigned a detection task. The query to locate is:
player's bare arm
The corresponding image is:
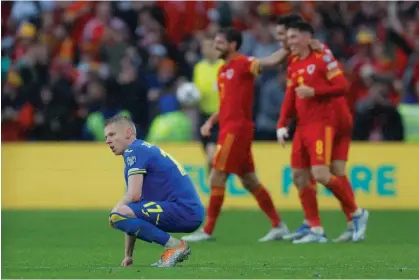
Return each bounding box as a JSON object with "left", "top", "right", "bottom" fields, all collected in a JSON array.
[
  {"left": 207, "top": 111, "right": 219, "bottom": 125},
  {"left": 121, "top": 234, "right": 135, "bottom": 267},
  {"left": 111, "top": 160, "right": 143, "bottom": 266},
  {"left": 255, "top": 39, "right": 322, "bottom": 75},
  {"left": 110, "top": 174, "right": 144, "bottom": 226},
  {"left": 201, "top": 111, "right": 219, "bottom": 137},
  {"left": 257, "top": 48, "right": 290, "bottom": 72},
  {"left": 109, "top": 173, "right": 143, "bottom": 238},
  {"left": 114, "top": 174, "right": 143, "bottom": 210}
]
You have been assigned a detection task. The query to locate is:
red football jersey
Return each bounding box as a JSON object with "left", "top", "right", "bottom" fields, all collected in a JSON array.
[
  {"left": 315, "top": 43, "right": 354, "bottom": 128},
  {"left": 277, "top": 51, "right": 350, "bottom": 128},
  {"left": 217, "top": 54, "right": 259, "bottom": 132},
  {"left": 316, "top": 43, "right": 353, "bottom": 128}
]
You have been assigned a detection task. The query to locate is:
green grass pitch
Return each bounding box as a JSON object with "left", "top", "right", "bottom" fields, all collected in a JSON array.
[{"left": 2, "top": 210, "right": 419, "bottom": 278}]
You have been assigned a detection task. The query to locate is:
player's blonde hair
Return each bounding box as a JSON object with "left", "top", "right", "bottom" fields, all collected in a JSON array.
[{"left": 105, "top": 115, "right": 137, "bottom": 136}]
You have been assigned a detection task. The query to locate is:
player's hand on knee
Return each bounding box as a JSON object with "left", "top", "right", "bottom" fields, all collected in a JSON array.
[
  {"left": 200, "top": 122, "right": 212, "bottom": 137},
  {"left": 121, "top": 256, "right": 133, "bottom": 267},
  {"left": 276, "top": 127, "right": 289, "bottom": 147}
]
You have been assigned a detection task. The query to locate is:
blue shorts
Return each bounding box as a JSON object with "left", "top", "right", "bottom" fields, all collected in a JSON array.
[{"left": 127, "top": 199, "right": 204, "bottom": 233}]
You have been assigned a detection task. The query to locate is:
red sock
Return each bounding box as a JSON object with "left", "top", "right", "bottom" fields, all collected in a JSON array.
[
  {"left": 327, "top": 176, "right": 357, "bottom": 214},
  {"left": 203, "top": 186, "right": 225, "bottom": 235},
  {"left": 299, "top": 185, "right": 322, "bottom": 227},
  {"left": 340, "top": 176, "right": 355, "bottom": 222},
  {"left": 250, "top": 185, "right": 281, "bottom": 227},
  {"left": 338, "top": 176, "right": 356, "bottom": 221}
]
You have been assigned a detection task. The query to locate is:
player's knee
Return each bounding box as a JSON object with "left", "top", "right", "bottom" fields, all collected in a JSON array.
[
  {"left": 209, "top": 169, "right": 228, "bottom": 186},
  {"left": 292, "top": 169, "right": 310, "bottom": 190},
  {"left": 311, "top": 167, "right": 331, "bottom": 186},
  {"left": 109, "top": 212, "right": 127, "bottom": 225},
  {"left": 240, "top": 173, "right": 260, "bottom": 191},
  {"left": 111, "top": 205, "right": 136, "bottom": 219},
  {"left": 330, "top": 160, "right": 346, "bottom": 176}
]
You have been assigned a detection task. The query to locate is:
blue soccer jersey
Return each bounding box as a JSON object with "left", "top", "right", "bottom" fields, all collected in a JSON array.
[{"left": 123, "top": 140, "right": 201, "bottom": 203}]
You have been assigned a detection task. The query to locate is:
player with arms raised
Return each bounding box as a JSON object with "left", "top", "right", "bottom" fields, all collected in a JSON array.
[
  {"left": 182, "top": 28, "right": 289, "bottom": 242},
  {"left": 105, "top": 116, "right": 204, "bottom": 267},
  {"left": 276, "top": 21, "right": 369, "bottom": 243}
]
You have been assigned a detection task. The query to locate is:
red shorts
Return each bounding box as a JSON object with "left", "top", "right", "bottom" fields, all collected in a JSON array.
[
  {"left": 291, "top": 123, "right": 351, "bottom": 169},
  {"left": 332, "top": 130, "right": 351, "bottom": 162},
  {"left": 212, "top": 129, "right": 255, "bottom": 176}
]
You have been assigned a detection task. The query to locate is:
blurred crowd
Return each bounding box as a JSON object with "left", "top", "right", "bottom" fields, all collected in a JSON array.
[{"left": 2, "top": 1, "right": 419, "bottom": 142}]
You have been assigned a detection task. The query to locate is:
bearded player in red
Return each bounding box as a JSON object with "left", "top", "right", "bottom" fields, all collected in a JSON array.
[
  {"left": 275, "top": 21, "right": 369, "bottom": 244},
  {"left": 182, "top": 28, "right": 290, "bottom": 242}
]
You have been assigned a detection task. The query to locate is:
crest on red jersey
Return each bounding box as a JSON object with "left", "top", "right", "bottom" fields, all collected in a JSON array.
[
  {"left": 307, "top": 64, "right": 316, "bottom": 75},
  {"left": 227, "top": 69, "right": 234, "bottom": 79}
]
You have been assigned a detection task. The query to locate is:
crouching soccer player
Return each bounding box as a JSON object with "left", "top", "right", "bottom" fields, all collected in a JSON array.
[{"left": 105, "top": 116, "right": 204, "bottom": 267}]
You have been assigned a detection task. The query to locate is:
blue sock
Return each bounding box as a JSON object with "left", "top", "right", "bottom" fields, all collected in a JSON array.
[{"left": 110, "top": 213, "right": 170, "bottom": 246}]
